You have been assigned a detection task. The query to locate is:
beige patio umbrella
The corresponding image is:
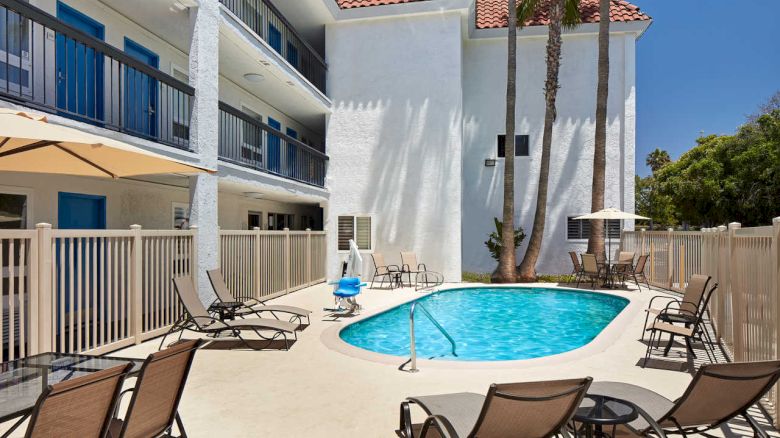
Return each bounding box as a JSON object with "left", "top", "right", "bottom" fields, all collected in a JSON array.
[
  {"left": 0, "top": 109, "right": 213, "bottom": 178},
  {"left": 575, "top": 208, "right": 649, "bottom": 265}
]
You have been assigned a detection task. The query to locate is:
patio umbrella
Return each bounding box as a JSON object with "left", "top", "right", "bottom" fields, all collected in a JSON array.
[
  {"left": 575, "top": 208, "right": 649, "bottom": 265},
  {"left": 0, "top": 109, "right": 213, "bottom": 178}
]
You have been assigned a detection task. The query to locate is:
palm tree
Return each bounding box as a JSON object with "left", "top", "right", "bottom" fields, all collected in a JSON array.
[
  {"left": 493, "top": 0, "right": 519, "bottom": 283},
  {"left": 586, "top": 0, "right": 611, "bottom": 261},
  {"left": 646, "top": 148, "right": 671, "bottom": 174},
  {"left": 517, "top": 0, "right": 581, "bottom": 281}
]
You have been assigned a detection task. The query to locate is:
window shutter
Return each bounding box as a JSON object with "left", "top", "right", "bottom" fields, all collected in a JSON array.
[
  {"left": 567, "top": 217, "right": 579, "bottom": 239},
  {"left": 338, "top": 216, "right": 354, "bottom": 251},
  {"left": 355, "top": 217, "right": 372, "bottom": 250}
]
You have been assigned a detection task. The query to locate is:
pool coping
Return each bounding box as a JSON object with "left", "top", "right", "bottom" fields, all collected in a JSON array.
[{"left": 320, "top": 283, "right": 643, "bottom": 370}]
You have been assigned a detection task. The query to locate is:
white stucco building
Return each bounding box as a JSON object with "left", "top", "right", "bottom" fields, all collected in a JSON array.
[{"left": 0, "top": 0, "right": 650, "bottom": 295}]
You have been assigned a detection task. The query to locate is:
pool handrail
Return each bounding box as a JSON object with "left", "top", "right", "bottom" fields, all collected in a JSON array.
[{"left": 409, "top": 302, "right": 457, "bottom": 372}]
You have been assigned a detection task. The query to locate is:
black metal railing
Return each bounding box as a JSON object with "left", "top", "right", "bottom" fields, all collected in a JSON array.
[
  {"left": 219, "top": 102, "right": 327, "bottom": 187},
  {"left": 0, "top": 0, "right": 194, "bottom": 150},
  {"left": 219, "top": 0, "right": 327, "bottom": 94}
]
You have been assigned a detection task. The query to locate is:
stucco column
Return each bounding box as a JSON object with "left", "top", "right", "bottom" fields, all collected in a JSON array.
[{"left": 188, "top": 0, "right": 220, "bottom": 303}]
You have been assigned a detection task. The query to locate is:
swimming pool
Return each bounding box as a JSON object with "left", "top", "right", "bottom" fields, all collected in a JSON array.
[{"left": 339, "top": 287, "right": 628, "bottom": 361}]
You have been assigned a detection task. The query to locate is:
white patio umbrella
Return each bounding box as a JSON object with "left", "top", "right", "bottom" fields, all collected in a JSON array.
[
  {"left": 0, "top": 109, "right": 213, "bottom": 178},
  {"left": 575, "top": 208, "right": 649, "bottom": 265}
]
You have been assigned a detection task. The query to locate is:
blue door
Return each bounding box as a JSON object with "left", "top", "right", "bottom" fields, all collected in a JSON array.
[
  {"left": 286, "top": 127, "right": 298, "bottom": 179},
  {"left": 268, "top": 23, "right": 282, "bottom": 54},
  {"left": 124, "top": 38, "right": 158, "bottom": 138},
  {"left": 268, "top": 117, "right": 281, "bottom": 173},
  {"left": 56, "top": 3, "right": 104, "bottom": 122},
  {"left": 286, "top": 42, "right": 298, "bottom": 68},
  {"left": 58, "top": 192, "right": 106, "bottom": 230}
]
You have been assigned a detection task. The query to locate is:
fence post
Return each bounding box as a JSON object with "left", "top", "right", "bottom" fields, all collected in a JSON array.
[
  {"left": 640, "top": 228, "right": 646, "bottom": 255},
  {"left": 772, "top": 217, "right": 780, "bottom": 426},
  {"left": 284, "top": 228, "right": 291, "bottom": 294},
  {"left": 666, "top": 228, "right": 674, "bottom": 289},
  {"left": 129, "top": 225, "right": 143, "bottom": 345},
  {"left": 253, "top": 227, "right": 262, "bottom": 300},
  {"left": 305, "top": 228, "right": 312, "bottom": 286},
  {"left": 34, "top": 223, "right": 53, "bottom": 354},
  {"left": 728, "top": 222, "right": 742, "bottom": 360}
]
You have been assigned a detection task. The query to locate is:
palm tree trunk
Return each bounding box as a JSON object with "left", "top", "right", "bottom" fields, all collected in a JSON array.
[
  {"left": 493, "top": 0, "right": 518, "bottom": 283},
  {"left": 517, "top": 0, "right": 566, "bottom": 281},
  {"left": 587, "top": 0, "right": 610, "bottom": 261}
]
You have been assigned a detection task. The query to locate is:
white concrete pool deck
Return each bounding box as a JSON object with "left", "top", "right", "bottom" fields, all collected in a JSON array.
[{"left": 5, "top": 282, "right": 777, "bottom": 437}]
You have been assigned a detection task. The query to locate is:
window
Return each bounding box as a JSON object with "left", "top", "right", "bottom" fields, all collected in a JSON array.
[
  {"left": 268, "top": 212, "right": 294, "bottom": 231},
  {"left": 248, "top": 211, "right": 262, "bottom": 230},
  {"left": 170, "top": 65, "right": 190, "bottom": 143},
  {"left": 0, "top": 193, "right": 28, "bottom": 229},
  {"left": 0, "top": 9, "right": 31, "bottom": 96},
  {"left": 338, "top": 216, "right": 372, "bottom": 251},
  {"left": 172, "top": 202, "right": 190, "bottom": 230},
  {"left": 497, "top": 135, "right": 530, "bottom": 157},
  {"left": 241, "top": 106, "right": 262, "bottom": 164},
  {"left": 567, "top": 217, "right": 621, "bottom": 240}
]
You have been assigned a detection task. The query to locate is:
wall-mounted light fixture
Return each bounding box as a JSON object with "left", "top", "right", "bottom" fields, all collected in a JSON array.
[{"left": 484, "top": 158, "right": 497, "bottom": 167}]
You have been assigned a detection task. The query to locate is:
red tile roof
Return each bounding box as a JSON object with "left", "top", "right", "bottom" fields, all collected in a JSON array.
[
  {"left": 335, "top": 0, "right": 428, "bottom": 9},
  {"left": 475, "top": 0, "right": 650, "bottom": 29}
]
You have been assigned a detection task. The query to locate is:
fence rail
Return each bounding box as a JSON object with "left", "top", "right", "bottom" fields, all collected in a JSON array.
[
  {"left": 621, "top": 218, "right": 780, "bottom": 423},
  {"left": 0, "top": 0, "right": 194, "bottom": 150},
  {"left": 219, "top": 228, "right": 326, "bottom": 302},
  {"left": 219, "top": 0, "right": 327, "bottom": 93}
]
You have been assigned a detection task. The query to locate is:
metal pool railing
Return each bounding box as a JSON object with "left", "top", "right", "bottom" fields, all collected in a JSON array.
[{"left": 408, "top": 301, "right": 457, "bottom": 372}]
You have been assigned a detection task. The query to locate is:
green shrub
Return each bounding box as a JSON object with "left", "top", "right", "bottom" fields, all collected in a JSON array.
[
  {"left": 462, "top": 272, "right": 491, "bottom": 283},
  {"left": 484, "top": 218, "right": 526, "bottom": 262}
]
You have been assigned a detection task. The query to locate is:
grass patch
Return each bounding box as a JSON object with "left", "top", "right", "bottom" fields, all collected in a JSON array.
[
  {"left": 462, "top": 272, "right": 492, "bottom": 283},
  {"left": 462, "top": 272, "right": 572, "bottom": 284}
]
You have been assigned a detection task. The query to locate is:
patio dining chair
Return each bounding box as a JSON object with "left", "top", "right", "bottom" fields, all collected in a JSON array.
[
  {"left": 370, "top": 253, "right": 401, "bottom": 289},
  {"left": 625, "top": 254, "right": 650, "bottom": 292},
  {"left": 207, "top": 269, "right": 311, "bottom": 327},
  {"left": 643, "top": 281, "right": 719, "bottom": 366},
  {"left": 576, "top": 254, "right": 602, "bottom": 289},
  {"left": 401, "top": 252, "right": 427, "bottom": 288},
  {"left": 568, "top": 251, "right": 583, "bottom": 284},
  {"left": 110, "top": 339, "right": 202, "bottom": 438},
  {"left": 641, "top": 274, "right": 710, "bottom": 341},
  {"left": 24, "top": 363, "right": 132, "bottom": 438},
  {"left": 397, "top": 377, "right": 592, "bottom": 438},
  {"left": 160, "top": 276, "right": 299, "bottom": 351},
  {"left": 609, "top": 251, "right": 635, "bottom": 288},
  {"left": 589, "top": 360, "right": 780, "bottom": 438}
]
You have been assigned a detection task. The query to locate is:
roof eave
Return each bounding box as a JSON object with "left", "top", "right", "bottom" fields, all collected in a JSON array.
[{"left": 469, "top": 19, "right": 652, "bottom": 40}]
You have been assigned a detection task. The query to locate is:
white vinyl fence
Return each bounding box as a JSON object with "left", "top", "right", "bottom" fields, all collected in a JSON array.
[
  {"left": 621, "top": 218, "right": 780, "bottom": 422},
  {"left": 1, "top": 225, "right": 327, "bottom": 362},
  {"left": 219, "top": 228, "right": 327, "bottom": 301}
]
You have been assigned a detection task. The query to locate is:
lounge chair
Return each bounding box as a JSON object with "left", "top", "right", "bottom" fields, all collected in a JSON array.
[
  {"left": 159, "top": 276, "right": 299, "bottom": 351},
  {"left": 397, "top": 377, "right": 592, "bottom": 438},
  {"left": 643, "top": 281, "right": 718, "bottom": 366},
  {"left": 624, "top": 254, "right": 650, "bottom": 292},
  {"left": 24, "top": 363, "right": 132, "bottom": 438},
  {"left": 401, "top": 252, "right": 427, "bottom": 287},
  {"left": 370, "top": 253, "right": 401, "bottom": 289},
  {"left": 207, "top": 269, "right": 311, "bottom": 327},
  {"left": 110, "top": 339, "right": 202, "bottom": 438},
  {"left": 641, "top": 274, "right": 710, "bottom": 341},
  {"left": 589, "top": 360, "right": 780, "bottom": 438},
  {"left": 568, "top": 251, "right": 583, "bottom": 284},
  {"left": 576, "top": 254, "right": 602, "bottom": 289}
]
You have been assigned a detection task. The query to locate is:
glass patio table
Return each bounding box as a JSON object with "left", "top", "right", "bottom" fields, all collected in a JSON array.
[{"left": 0, "top": 352, "right": 144, "bottom": 437}]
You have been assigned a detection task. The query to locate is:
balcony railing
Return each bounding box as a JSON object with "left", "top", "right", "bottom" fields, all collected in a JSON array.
[
  {"left": 0, "top": 0, "right": 194, "bottom": 150},
  {"left": 219, "top": 102, "right": 327, "bottom": 187},
  {"left": 219, "top": 0, "right": 327, "bottom": 94}
]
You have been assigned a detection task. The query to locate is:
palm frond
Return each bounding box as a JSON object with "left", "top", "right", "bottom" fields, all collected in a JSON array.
[
  {"left": 562, "top": 0, "right": 582, "bottom": 30},
  {"left": 515, "top": 0, "right": 582, "bottom": 30}
]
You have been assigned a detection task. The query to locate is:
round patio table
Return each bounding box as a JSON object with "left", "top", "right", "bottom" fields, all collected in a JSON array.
[{"left": 574, "top": 394, "right": 638, "bottom": 438}]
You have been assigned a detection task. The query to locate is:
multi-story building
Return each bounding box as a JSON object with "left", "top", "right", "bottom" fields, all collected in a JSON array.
[{"left": 0, "top": 0, "right": 650, "bottom": 294}]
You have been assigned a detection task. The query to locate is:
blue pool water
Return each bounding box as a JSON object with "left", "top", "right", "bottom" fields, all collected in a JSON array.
[{"left": 339, "top": 287, "right": 628, "bottom": 361}]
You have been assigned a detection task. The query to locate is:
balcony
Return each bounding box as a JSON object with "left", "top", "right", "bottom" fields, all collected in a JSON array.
[
  {"left": 0, "top": 0, "right": 193, "bottom": 151},
  {"left": 219, "top": 0, "right": 327, "bottom": 94},
  {"left": 218, "top": 102, "right": 327, "bottom": 187}
]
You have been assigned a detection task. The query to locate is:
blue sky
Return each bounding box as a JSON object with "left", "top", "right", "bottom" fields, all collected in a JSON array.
[{"left": 631, "top": 0, "right": 780, "bottom": 176}]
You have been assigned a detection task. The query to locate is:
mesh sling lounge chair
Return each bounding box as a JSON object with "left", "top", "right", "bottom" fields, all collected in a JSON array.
[
  {"left": 207, "top": 269, "right": 311, "bottom": 327},
  {"left": 24, "top": 363, "right": 132, "bottom": 438},
  {"left": 568, "top": 251, "right": 583, "bottom": 284},
  {"left": 160, "top": 276, "right": 299, "bottom": 351},
  {"left": 370, "top": 253, "right": 401, "bottom": 289},
  {"left": 588, "top": 360, "right": 780, "bottom": 438},
  {"left": 397, "top": 377, "right": 592, "bottom": 438},
  {"left": 641, "top": 274, "right": 711, "bottom": 341},
  {"left": 576, "top": 254, "right": 602, "bottom": 289},
  {"left": 643, "top": 281, "right": 719, "bottom": 366},
  {"left": 401, "top": 252, "right": 427, "bottom": 288},
  {"left": 109, "top": 339, "right": 202, "bottom": 438}
]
